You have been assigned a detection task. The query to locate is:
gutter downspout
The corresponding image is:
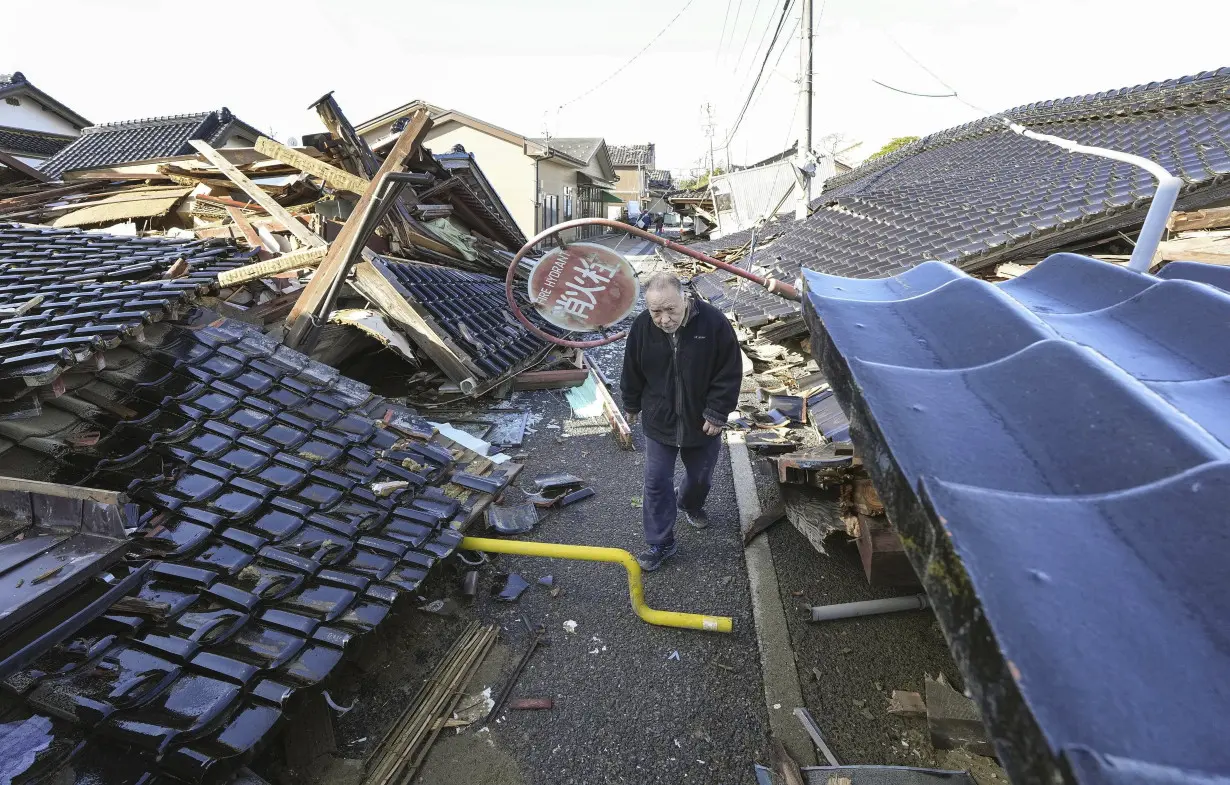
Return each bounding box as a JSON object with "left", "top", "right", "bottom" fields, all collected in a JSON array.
[{"left": 1005, "top": 121, "right": 1183, "bottom": 273}]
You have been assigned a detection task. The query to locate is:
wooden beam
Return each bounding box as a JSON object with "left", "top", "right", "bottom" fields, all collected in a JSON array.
[
  {"left": 582, "top": 353, "right": 632, "bottom": 450},
  {"left": 224, "top": 205, "right": 264, "bottom": 250},
  {"left": 0, "top": 151, "right": 51, "bottom": 183},
  {"left": 285, "top": 109, "right": 432, "bottom": 333},
  {"left": 255, "top": 136, "right": 370, "bottom": 195},
  {"left": 351, "top": 260, "right": 477, "bottom": 388},
  {"left": 218, "top": 246, "right": 329, "bottom": 287},
  {"left": 188, "top": 139, "right": 325, "bottom": 249},
  {"left": 0, "top": 475, "right": 125, "bottom": 506},
  {"left": 510, "top": 368, "right": 589, "bottom": 390},
  {"left": 1154, "top": 234, "right": 1230, "bottom": 265},
  {"left": 1169, "top": 206, "right": 1230, "bottom": 233}
]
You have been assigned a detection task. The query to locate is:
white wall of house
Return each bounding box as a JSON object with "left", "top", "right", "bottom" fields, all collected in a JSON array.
[{"left": 0, "top": 94, "right": 80, "bottom": 136}]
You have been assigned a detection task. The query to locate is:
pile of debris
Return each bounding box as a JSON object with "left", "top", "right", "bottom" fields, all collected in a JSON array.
[
  {"left": 0, "top": 88, "right": 591, "bottom": 785},
  {"left": 0, "top": 93, "right": 575, "bottom": 406}
]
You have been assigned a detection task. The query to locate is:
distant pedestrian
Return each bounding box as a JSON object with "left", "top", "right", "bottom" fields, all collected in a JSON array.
[
  {"left": 654, "top": 213, "right": 665, "bottom": 234},
  {"left": 620, "top": 272, "right": 741, "bottom": 571}
]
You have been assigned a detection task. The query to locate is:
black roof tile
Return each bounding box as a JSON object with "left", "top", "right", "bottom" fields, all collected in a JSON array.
[
  {"left": 0, "top": 125, "right": 74, "bottom": 158},
  {"left": 40, "top": 108, "right": 260, "bottom": 179},
  {"left": 803, "top": 253, "right": 1230, "bottom": 784},
  {"left": 695, "top": 68, "right": 1230, "bottom": 327}
]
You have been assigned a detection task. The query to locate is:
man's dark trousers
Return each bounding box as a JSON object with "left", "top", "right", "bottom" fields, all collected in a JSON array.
[{"left": 643, "top": 435, "right": 721, "bottom": 546}]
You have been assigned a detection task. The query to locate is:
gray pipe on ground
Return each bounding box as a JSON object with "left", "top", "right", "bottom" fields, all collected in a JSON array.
[{"left": 809, "top": 594, "right": 929, "bottom": 622}]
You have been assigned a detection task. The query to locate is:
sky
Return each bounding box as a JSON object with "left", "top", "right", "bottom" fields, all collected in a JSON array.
[{"left": 6, "top": 0, "right": 1230, "bottom": 176}]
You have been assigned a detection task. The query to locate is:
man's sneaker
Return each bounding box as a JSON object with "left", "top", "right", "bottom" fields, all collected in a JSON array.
[
  {"left": 637, "top": 541, "right": 678, "bottom": 572},
  {"left": 682, "top": 508, "right": 709, "bottom": 529}
]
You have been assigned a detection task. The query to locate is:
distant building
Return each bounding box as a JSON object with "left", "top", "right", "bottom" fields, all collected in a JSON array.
[
  {"left": 40, "top": 108, "right": 261, "bottom": 180},
  {"left": 607, "top": 143, "right": 657, "bottom": 217},
  {"left": 0, "top": 72, "right": 89, "bottom": 174},
  {"left": 357, "top": 101, "right": 620, "bottom": 242}
]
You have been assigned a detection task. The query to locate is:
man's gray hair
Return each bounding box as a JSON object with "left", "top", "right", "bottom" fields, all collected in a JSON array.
[{"left": 644, "top": 272, "right": 684, "bottom": 298}]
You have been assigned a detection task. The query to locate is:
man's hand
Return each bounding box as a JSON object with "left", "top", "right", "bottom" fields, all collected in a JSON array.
[
  {"left": 625, "top": 411, "right": 638, "bottom": 426},
  {"left": 702, "top": 420, "right": 722, "bottom": 436}
]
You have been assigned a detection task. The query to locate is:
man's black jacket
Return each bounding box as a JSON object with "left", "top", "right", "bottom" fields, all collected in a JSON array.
[{"left": 620, "top": 298, "right": 742, "bottom": 447}]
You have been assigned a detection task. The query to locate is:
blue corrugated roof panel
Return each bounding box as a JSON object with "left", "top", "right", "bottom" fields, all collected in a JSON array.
[{"left": 802, "top": 254, "right": 1230, "bottom": 785}]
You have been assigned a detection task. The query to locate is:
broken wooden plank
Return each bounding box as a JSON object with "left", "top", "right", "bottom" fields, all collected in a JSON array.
[
  {"left": 510, "top": 368, "right": 589, "bottom": 390},
  {"left": 853, "top": 478, "right": 884, "bottom": 517},
  {"left": 925, "top": 676, "right": 996, "bottom": 759},
  {"left": 0, "top": 476, "right": 125, "bottom": 506},
  {"left": 255, "top": 136, "right": 369, "bottom": 195},
  {"left": 284, "top": 108, "right": 432, "bottom": 335},
  {"left": 743, "top": 504, "right": 785, "bottom": 547},
  {"left": 0, "top": 150, "right": 51, "bottom": 183},
  {"left": 188, "top": 139, "right": 325, "bottom": 250},
  {"left": 582, "top": 354, "right": 633, "bottom": 450},
  {"left": 350, "top": 259, "right": 477, "bottom": 390},
  {"left": 224, "top": 205, "right": 265, "bottom": 250},
  {"left": 993, "top": 262, "right": 1034, "bottom": 279},
  {"left": 217, "top": 246, "right": 329, "bottom": 287},
  {"left": 1168, "top": 206, "right": 1230, "bottom": 233}
]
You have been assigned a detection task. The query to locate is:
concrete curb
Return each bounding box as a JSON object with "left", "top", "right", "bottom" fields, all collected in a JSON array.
[{"left": 728, "top": 432, "right": 817, "bottom": 766}]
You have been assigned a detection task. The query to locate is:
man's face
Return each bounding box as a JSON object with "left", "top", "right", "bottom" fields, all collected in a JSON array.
[{"left": 646, "top": 288, "right": 687, "bottom": 333}]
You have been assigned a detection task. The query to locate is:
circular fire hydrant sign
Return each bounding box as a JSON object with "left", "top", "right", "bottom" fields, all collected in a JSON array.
[{"left": 527, "top": 243, "right": 639, "bottom": 331}]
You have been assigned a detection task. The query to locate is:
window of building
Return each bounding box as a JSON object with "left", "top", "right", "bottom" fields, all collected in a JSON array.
[
  {"left": 543, "top": 195, "right": 559, "bottom": 228},
  {"left": 564, "top": 195, "right": 573, "bottom": 221}
]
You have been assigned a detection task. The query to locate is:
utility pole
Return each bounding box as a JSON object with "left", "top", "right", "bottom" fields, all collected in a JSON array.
[
  {"left": 795, "top": 0, "right": 814, "bottom": 219},
  {"left": 702, "top": 103, "right": 717, "bottom": 180}
]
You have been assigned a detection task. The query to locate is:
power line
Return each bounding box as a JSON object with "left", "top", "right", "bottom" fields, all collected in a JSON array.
[
  {"left": 730, "top": 0, "right": 768, "bottom": 79},
  {"left": 870, "top": 79, "right": 957, "bottom": 99},
  {"left": 719, "top": 0, "right": 797, "bottom": 149},
  {"left": 882, "top": 33, "right": 993, "bottom": 116},
  {"left": 557, "top": 0, "right": 697, "bottom": 111},
  {"left": 714, "top": 0, "right": 734, "bottom": 65}
]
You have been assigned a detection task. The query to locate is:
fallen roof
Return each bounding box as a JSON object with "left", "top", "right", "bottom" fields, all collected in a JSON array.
[
  {"left": 0, "top": 222, "right": 253, "bottom": 402},
  {"left": 40, "top": 108, "right": 262, "bottom": 179},
  {"left": 434, "top": 149, "right": 527, "bottom": 248},
  {"left": 0, "top": 224, "right": 512, "bottom": 782},
  {"left": 689, "top": 67, "right": 1230, "bottom": 331},
  {"left": 608, "top": 143, "right": 654, "bottom": 168},
  {"left": 803, "top": 253, "right": 1230, "bottom": 784},
  {"left": 786, "top": 68, "right": 1230, "bottom": 281}
]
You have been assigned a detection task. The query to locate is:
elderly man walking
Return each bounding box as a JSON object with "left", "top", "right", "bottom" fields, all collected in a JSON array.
[{"left": 620, "top": 272, "right": 742, "bottom": 571}]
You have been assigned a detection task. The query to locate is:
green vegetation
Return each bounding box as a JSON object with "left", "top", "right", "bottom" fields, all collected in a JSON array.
[
  {"left": 866, "top": 135, "right": 920, "bottom": 161},
  {"left": 677, "top": 167, "right": 725, "bottom": 190}
]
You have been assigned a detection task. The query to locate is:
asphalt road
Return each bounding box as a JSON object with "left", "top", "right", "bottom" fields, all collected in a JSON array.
[{"left": 418, "top": 244, "right": 768, "bottom": 785}]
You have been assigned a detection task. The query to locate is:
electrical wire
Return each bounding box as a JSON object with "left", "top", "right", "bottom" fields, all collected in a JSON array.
[
  {"left": 730, "top": 0, "right": 768, "bottom": 79},
  {"left": 715, "top": 0, "right": 734, "bottom": 64},
  {"left": 719, "top": 0, "right": 797, "bottom": 149},
  {"left": 880, "top": 33, "right": 994, "bottom": 116},
  {"left": 557, "top": 0, "right": 697, "bottom": 111},
  {"left": 870, "top": 79, "right": 957, "bottom": 99}
]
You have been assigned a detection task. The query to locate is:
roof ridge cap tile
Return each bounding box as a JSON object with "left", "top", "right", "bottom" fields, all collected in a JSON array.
[{"left": 84, "top": 111, "right": 215, "bottom": 134}]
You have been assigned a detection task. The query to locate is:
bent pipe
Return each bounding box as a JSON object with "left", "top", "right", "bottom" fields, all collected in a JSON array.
[
  {"left": 459, "top": 536, "right": 733, "bottom": 633},
  {"left": 503, "top": 217, "right": 801, "bottom": 349}
]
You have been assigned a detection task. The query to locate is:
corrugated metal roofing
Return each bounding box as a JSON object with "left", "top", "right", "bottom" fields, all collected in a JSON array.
[{"left": 802, "top": 253, "right": 1230, "bottom": 785}]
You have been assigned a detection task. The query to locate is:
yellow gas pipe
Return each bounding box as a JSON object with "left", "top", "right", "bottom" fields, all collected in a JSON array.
[{"left": 459, "top": 537, "right": 733, "bottom": 633}]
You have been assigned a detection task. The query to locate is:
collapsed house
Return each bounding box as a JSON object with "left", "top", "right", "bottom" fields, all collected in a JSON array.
[
  {"left": 664, "top": 68, "right": 1230, "bottom": 783},
  {"left": 0, "top": 90, "right": 584, "bottom": 784}
]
